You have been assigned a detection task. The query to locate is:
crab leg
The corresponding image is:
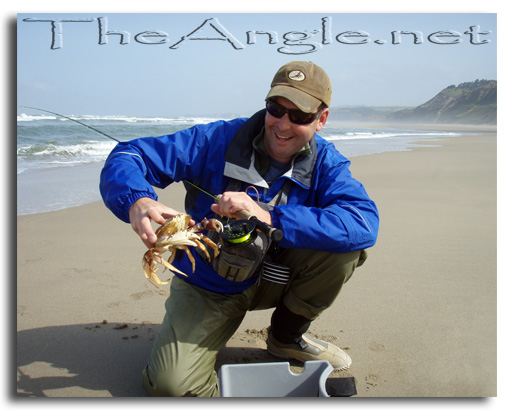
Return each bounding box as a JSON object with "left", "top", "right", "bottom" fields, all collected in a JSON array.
[
  {"left": 193, "top": 239, "right": 211, "bottom": 262},
  {"left": 166, "top": 248, "right": 177, "bottom": 270},
  {"left": 156, "top": 254, "right": 189, "bottom": 277},
  {"left": 148, "top": 272, "right": 171, "bottom": 288},
  {"left": 184, "top": 248, "right": 196, "bottom": 273},
  {"left": 197, "top": 234, "right": 220, "bottom": 259}
]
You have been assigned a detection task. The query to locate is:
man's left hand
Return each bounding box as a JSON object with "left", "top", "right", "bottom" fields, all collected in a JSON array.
[{"left": 211, "top": 191, "right": 272, "bottom": 226}]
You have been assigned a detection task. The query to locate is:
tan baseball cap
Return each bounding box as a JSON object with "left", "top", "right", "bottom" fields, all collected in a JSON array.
[{"left": 265, "top": 61, "right": 332, "bottom": 113}]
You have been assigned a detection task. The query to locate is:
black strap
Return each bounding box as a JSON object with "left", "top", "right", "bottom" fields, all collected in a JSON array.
[{"left": 325, "top": 377, "right": 358, "bottom": 397}]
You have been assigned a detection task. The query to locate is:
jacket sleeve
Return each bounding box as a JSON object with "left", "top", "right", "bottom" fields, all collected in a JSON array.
[
  {"left": 270, "top": 147, "right": 379, "bottom": 253},
  {"left": 99, "top": 120, "right": 239, "bottom": 223}
]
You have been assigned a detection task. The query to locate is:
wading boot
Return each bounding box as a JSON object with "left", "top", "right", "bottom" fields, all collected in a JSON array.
[{"left": 267, "top": 303, "right": 352, "bottom": 370}]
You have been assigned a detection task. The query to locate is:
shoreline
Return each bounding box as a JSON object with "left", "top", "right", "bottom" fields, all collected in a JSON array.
[
  {"left": 325, "top": 121, "right": 497, "bottom": 133},
  {"left": 17, "top": 133, "right": 497, "bottom": 397},
  {"left": 17, "top": 122, "right": 494, "bottom": 217}
]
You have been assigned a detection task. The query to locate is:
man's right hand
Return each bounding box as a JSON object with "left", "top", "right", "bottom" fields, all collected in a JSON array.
[{"left": 128, "top": 197, "right": 184, "bottom": 249}]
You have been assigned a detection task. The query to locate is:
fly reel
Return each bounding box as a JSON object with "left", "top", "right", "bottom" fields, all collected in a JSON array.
[{"left": 220, "top": 220, "right": 258, "bottom": 246}]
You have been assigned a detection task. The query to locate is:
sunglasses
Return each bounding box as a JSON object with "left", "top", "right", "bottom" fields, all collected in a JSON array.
[{"left": 265, "top": 100, "right": 323, "bottom": 125}]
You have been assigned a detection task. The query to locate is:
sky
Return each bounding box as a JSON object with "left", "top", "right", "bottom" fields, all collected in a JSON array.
[{"left": 16, "top": 12, "right": 497, "bottom": 118}]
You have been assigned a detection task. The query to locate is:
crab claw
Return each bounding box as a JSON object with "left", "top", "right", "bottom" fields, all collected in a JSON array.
[
  {"left": 195, "top": 218, "right": 224, "bottom": 233},
  {"left": 142, "top": 249, "right": 188, "bottom": 288}
]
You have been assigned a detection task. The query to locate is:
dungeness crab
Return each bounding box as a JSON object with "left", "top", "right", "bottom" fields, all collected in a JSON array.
[{"left": 142, "top": 214, "right": 223, "bottom": 287}]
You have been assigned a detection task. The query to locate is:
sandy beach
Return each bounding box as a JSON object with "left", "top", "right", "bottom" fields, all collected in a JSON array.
[{"left": 16, "top": 131, "right": 497, "bottom": 397}]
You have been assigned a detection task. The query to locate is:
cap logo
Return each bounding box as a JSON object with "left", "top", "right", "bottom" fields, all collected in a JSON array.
[{"left": 288, "top": 70, "right": 305, "bottom": 81}]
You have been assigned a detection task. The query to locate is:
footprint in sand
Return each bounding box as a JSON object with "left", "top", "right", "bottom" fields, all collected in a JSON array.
[{"left": 368, "top": 341, "right": 386, "bottom": 351}]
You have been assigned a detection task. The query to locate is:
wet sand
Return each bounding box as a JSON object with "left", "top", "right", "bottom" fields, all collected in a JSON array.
[{"left": 17, "top": 132, "right": 497, "bottom": 397}]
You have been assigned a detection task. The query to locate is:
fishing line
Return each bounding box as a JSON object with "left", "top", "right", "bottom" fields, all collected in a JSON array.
[
  {"left": 19, "top": 107, "right": 284, "bottom": 241},
  {"left": 19, "top": 109, "right": 220, "bottom": 202},
  {"left": 183, "top": 180, "right": 220, "bottom": 201},
  {"left": 19, "top": 106, "right": 121, "bottom": 143}
]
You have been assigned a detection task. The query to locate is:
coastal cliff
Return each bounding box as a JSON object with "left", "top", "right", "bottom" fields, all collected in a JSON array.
[
  {"left": 329, "top": 80, "right": 497, "bottom": 125},
  {"left": 387, "top": 80, "right": 497, "bottom": 125}
]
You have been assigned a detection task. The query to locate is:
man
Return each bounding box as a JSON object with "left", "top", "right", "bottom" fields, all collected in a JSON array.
[{"left": 100, "top": 61, "right": 379, "bottom": 396}]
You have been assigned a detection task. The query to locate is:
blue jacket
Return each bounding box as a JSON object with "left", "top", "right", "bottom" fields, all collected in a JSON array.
[{"left": 100, "top": 110, "right": 379, "bottom": 294}]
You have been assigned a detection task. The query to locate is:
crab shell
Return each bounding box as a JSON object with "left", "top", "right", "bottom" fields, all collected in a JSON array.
[
  {"left": 154, "top": 214, "right": 192, "bottom": 242},
  {"left": 142, "top": 214, "right": 222, "bottom": 288}
]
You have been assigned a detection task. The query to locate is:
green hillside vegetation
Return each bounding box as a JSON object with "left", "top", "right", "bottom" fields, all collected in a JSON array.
[{"left": 388, "top": 80, "right": 497, "bottom": 125}]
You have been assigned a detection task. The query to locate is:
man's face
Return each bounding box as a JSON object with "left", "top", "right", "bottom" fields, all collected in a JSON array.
[{"left": 263, "top": 96, "right": 329, "bottom": 163}]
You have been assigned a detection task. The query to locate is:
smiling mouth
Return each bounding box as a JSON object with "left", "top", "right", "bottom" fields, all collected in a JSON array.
[{"left": 276, "top": 133, "right": 293, "bottom": 141}]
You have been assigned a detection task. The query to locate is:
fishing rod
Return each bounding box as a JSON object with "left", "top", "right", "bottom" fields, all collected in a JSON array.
[
  {"left": 19, "top": 106, "right": 121, "bottom": 143},
  {"left": 20, "top": 106, "right": 282, "bottom": 241}
]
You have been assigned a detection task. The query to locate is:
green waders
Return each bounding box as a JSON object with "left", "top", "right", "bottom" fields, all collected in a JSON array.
[{"left": 142, "top": 248, "right": 367, "bottom": 397}]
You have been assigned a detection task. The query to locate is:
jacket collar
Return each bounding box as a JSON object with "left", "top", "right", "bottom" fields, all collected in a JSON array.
[{"left": 223, "top": 109, "right": 318, "bottom": 189}]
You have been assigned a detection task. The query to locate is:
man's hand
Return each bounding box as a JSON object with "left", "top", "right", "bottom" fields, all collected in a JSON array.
[
  {"left": 211, "top": 191, "right": 272, "bottom": 226},
  {"left": 129, "top": 197, "right": 189, "bottom": 248}
]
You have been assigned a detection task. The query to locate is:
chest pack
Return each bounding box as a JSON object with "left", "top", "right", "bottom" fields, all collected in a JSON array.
[{"left": 201, "top": 179, "right": 292, "bottom": 284}]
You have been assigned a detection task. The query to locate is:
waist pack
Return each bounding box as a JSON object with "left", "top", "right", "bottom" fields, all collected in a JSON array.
[
  {"left": 202, "top": 220, "right": 292, "bottom": 284},
  {"left": 198, "top": 179, "right": 293, "bottom": 283},
  {"left": 216, "top": 223, "right": 271, "bottom": 282},
  {"left": 199, "top": 218, "right": 270, "bottom": 282}
]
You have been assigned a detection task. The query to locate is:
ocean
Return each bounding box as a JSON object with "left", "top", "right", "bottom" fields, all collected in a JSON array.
[{"left": 17, "top": 113, "right": 461, "bottom": 216}]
